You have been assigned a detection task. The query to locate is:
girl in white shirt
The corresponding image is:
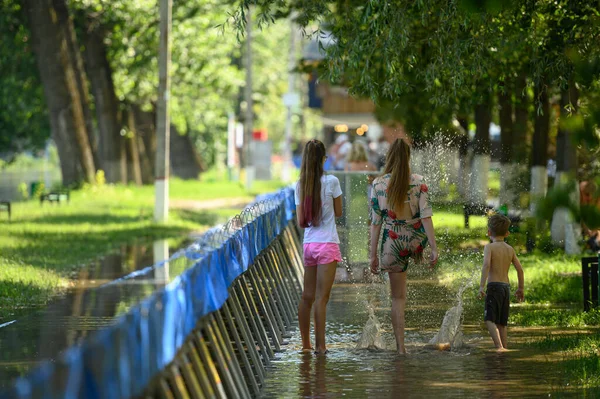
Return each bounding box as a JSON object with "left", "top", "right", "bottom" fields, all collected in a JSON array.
[{"left": 295, "top": 139, "right": 343, "bottom": 355}]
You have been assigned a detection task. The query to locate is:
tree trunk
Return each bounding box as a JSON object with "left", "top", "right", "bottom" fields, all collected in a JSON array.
[
  {"left": 470, "top": 93, "right": 492, "bottom": 205},
  {"left": 551, "top": 82, "right": 580, "bottom": 253},
  {"left": 136, "top": 131, "right": 154, "bottom": 185},
  {"left": 170, "top": 125, "right": 203, "bottom": 180},
  {"left": 530, "top": 82, "right": 550, "bottom": 213},
  {"left": 82, "top": 22, "right": 126, "bottom": 184},
  {"left": 125, "top": 110, "right": 143, "bottom": 186},
  {"left": 23, "top": 0, "right": 95, "bottom": 185},
  {"left": 132, "top": 103, "right": 156, "bottom": 181},
  {"left": 51, "top": 0, "right": 98, "bottom": 169},
  {"left": 498, "top": 82, "right": 514, "bottom": 207},
  {"left": 456, "top": 116, "right": 470, "bottom": 198},
  {"left": 556, "top": 84, "right": 579, "bottom": 174},
  {"left": 513, "top": 72, "right": 530, "bottom": 164}
]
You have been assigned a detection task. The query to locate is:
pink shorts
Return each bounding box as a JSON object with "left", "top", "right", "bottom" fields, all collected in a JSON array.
[{"left": 303, "top": 243, "right": 342, "bottom": 267}]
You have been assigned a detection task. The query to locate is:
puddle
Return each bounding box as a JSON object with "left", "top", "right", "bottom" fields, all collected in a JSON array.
[
  {"left": 260, "top": 271, "right": 600, "bottom": 398},
  {"left": 0, "top": 239, "right": 193, "bottom": 388}
]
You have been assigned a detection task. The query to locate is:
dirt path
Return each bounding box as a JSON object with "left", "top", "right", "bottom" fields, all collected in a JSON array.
[{"left": 170, "top": 197, "right": 251, "bottom": 211}]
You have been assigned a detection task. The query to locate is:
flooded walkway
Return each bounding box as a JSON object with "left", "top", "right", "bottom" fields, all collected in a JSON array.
[
  {"left": 260, "top": 266, "right": 600, "bottom": 398},
  {"left": 0, "top": 240, "right": 190, "bottom": 389}
]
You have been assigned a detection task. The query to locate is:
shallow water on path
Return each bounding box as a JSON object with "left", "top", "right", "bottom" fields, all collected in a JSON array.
[
  {"left": 0, "top": 239, "right": 190, "bottom": 389},
  {"left": 260, "top": 269, "right": 600, "bottom": 398}
]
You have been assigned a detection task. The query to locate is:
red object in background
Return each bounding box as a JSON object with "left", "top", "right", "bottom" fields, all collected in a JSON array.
[{"left": 252, "top": 129, "right": 268, "bottom": 141}]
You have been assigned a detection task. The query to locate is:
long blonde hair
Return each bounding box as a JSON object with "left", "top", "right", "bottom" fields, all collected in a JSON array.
[
  {"left": 298, "top": 139, "right": 326, "bottom": 227},
  {"left": 383, "top": 138, "right": 411, "bottom": 211},
  {"left": 347, "top": 142, "right": 369, "bottom": 163}
]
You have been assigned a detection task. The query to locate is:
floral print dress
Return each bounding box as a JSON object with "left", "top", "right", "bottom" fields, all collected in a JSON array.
[{"left": 370, "top": 174, "right": 433, "bottom": 273}]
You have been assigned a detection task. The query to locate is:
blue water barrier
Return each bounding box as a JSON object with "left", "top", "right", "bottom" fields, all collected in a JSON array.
[{"left": 1, "top": 187, "right": 302, "bottom": 399}]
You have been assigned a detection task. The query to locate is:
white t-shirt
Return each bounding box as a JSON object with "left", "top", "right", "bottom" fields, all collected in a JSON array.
[{"left": 294, "top": 174, "right": 343, "bottom": 244}]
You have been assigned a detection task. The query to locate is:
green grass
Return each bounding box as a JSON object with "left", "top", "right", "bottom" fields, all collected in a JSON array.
[
  {"left": 0, "top": 177, "right": 286, "bottom": 321},
  {"left": 429, "top": 202, "right": 599, "bottom": 328},
  {"left": 525, "top": 333, "right": 600, "bottom": 389}
]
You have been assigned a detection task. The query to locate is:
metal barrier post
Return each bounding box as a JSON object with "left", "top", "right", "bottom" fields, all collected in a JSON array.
[
  {"left": 179, "top": 345, "right": 213, "bottom": 398},
  {"left": 220, "top": 303, "right": 261, "bottom": 396},
  {"left": 268, "top": 247, "right": 298, "bottom": 322},
  {"left": 234, "top": 282, "right": 274, "bottom": 363},
  {"left": 256, "top": 257, "right": 287, "bottom": 333},
  {"left": 191, "top": 331, "right": 228, "bottom": 397},
  {"left": 205, "top": 313, "right": 250, "bottom": 399},
  {"left": 227, "top": 292, "right": 266, "bottom": 384},
  {"left": 247, "top": 265, "right": 284, "bottom": 348},
  {"left": 259, "top": 256, "right": 293, "bottom": 328}
]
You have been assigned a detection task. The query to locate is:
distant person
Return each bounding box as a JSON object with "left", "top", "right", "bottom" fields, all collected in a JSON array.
[
  {"left": 345, "top": 141, "right": 378, "bottom": 173},
  {"left": 345, "top": 141, "right": 378, "bottom": 202},
  {"left": 370, "top": 138, "right": 439, "bottom": 354},
  {"left": 295, "top": 139, "right": 343, "bottom": 355},
  {"left": 330, "top": 134, "right": 351, "bottom": 170},
  {"left": 478, "top": 214, "right": 525, "bottom": 352}
]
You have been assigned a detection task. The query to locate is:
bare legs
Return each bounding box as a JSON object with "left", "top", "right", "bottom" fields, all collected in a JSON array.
[
  {"left": 298, "top": 262, "right": 337, "bottom": 353},
  {"left": 498, "top": 325, "right": 508, "bottom": 349},
  {"left": 298, "top": 267, "right": 317, "bottom": 351},
  {"left": 389, "top": 272, "right": 407, "bottom": 354},
  {"left": 486, "top": 321, "right": 508, "bottom": 352}
]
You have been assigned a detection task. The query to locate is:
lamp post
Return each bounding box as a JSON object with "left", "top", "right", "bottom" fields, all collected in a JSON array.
[{"left": 155, "top": 0, "right": 172, "bottom": 222}]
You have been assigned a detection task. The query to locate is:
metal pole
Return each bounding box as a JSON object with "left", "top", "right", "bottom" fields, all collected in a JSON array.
[
  {"left": 154, "top": 0, "right": 172, "bottom": 222},
  {"left": 244, "top": 7, "right": 254, "bottom": 190},
  {"left": 282, "top": 17, "right": 297, "bottom": 183}
]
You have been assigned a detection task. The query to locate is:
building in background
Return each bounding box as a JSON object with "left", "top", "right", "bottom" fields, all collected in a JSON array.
[{"left": 302, "top": 34, "right": 382, "bottom": 147}]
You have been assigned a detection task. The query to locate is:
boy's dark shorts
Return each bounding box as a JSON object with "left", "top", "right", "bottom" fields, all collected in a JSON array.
[{"left": 484, "top": 282, "right": 510, "bottom": 326}]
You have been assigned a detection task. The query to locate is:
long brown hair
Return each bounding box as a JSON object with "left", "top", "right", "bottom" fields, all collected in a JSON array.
[
  {"left": 383, "top": 138, "right": 411, "bottom": 211},
  {"left": 298, "top": 139, "right": 326, "bottom": 227}
]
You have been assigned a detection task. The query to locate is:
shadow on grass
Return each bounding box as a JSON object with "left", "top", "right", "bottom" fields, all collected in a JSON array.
[
  {"left": 2, "top": 224, "right": 188, "bottom": 273},
  {"left": 175, "top": 209, "right": 225, "bottom": 226},
  {"left": 23, "top": 213, "right": 146, "bottom": 225},
  {"left": 0, "top": 280, "right": 54, "bottom": 322}
]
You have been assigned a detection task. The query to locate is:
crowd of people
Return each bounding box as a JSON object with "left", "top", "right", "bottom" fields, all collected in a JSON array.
[{"left": 293, "top": 133, "right": 386, "bottom": 174}]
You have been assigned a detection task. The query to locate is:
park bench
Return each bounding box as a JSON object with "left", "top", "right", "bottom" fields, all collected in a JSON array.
[
  {"left": 0, "top": 200, "right": 10, "bottom": 221},
  {"left": 582, "top": 255, "right": 599, "bottom": 312},
  {"left": 463, "top": 203, "right": 494, "bottom": 228},
  {"left": 40, "top": 191, "right": 70, "bottom": 205}
]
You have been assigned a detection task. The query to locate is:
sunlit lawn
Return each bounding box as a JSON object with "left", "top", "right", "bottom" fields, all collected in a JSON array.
[{"left": 0, "top": 177, "right": 287, "bottom": 321}]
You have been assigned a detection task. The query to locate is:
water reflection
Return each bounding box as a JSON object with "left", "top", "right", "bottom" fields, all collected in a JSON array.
[
  {"left": 153, "top": 239, "right": 170, "bottom": 284},
  {"left": 0, "top": 239, "right": 189, "bottom": 389}
]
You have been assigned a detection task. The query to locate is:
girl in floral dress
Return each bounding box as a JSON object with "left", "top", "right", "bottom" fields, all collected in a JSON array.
[{"left": 369, "top": 138, "right": 439, "bottom": 354}]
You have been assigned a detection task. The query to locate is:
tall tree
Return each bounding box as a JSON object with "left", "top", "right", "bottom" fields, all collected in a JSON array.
[
  {"left": 529, "top": 81, "right": 550, "bottom": 212},
  {"left": 52, "top": 0, "right": 98, "bottom": 168},
  {"left": 80, "top": 18, "right": 126, "bottom": 184},
  {"left": 22, "top": 0, "right": 96, "bottom": 184},
  {"left": 0, "top": 0, "right": 50, "bottom": 158},
  {"left": 498, "top": 80, "right": 514, "bottom": 207}
]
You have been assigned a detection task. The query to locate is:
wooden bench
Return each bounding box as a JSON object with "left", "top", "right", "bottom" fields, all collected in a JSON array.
[
  {"left": 40, "top": 192, "right": 70, "bottom": 205},
  {"left": 0, "top": 201, "right": 10, "bottom": 221},
  {"left": 463, "top": 203, "right": 494, "bottom": 228}
]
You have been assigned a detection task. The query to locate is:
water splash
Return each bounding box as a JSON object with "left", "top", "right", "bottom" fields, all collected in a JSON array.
[
  {"left": 428, "top": 278, "right": 473, "bottom": 351},
  {"left": 356, "top": 303, "right": 386, "bottom": 350}
]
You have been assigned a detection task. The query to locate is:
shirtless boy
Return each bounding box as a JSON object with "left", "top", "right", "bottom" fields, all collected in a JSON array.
[{"left": 478, "top": 214, "right": 525, "bottom": 352}]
